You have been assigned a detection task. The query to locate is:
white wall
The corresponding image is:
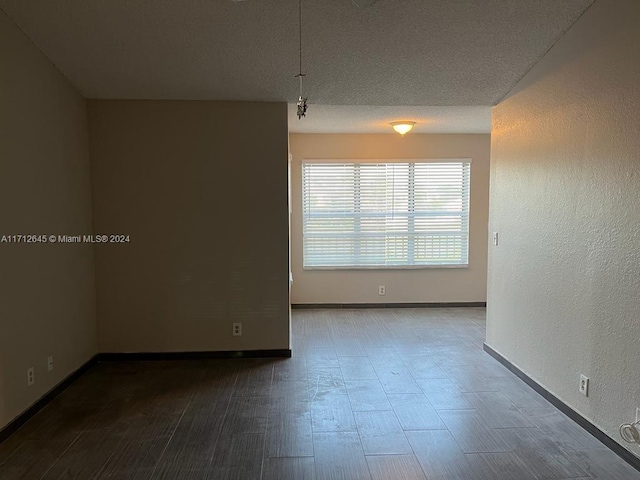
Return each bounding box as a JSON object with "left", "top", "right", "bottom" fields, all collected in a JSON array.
[
  {"left": 487, "top": 0, "right": 640, "bottom": 456},
  {"left": 89, "top": 100, "right": 290, "bottom": 353},
  {"left": 290, "top": 133, "right": 490, "bottom": 304},
  {"left": 0, "top": 10, "right": 96, "bottom": 430}
]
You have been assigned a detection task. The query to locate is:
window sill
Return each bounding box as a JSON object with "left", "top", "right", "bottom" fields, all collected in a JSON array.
[{"left": 303, "top": 264, "right": 469, "bottom": 271}]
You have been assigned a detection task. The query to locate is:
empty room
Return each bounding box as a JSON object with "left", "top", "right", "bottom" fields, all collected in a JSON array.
[{"left": 1, "top": 0, "right": 639, "bottom": 479}]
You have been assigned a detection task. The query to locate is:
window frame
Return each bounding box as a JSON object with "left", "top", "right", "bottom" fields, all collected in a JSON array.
[{"left": 301, "top": 159, "right": 472, "bottom": 271}]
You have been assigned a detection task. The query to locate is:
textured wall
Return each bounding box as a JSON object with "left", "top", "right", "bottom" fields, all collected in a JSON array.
[
  {"left": 89, "top": 100, "right": 290, "bottom": 353},
  {"left": 0, "top": 11, "right": 96, "bottom": 430},
  {"left": 487, "top": 0, "right": 640, "bottom": 456},
  {"left": 289, "top": 134, "right": 490, "bottom": 304}
]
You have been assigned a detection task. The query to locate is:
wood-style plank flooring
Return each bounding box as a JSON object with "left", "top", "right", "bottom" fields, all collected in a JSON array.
[{"left": 0, "top": 308, "right": 638, "bottom": 479}]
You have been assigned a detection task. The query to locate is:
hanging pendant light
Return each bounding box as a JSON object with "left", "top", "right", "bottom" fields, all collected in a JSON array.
[{"left": 295, "top": 0, "right": 308, "bottom": 119}]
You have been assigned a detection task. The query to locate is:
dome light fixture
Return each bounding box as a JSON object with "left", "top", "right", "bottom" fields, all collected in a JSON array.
[{"left": 390, "top": 121, "right": 416, "bottom": 136}]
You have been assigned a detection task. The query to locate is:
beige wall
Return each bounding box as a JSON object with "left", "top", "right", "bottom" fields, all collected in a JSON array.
[
  {"left": 289, "top": 134, "right": 490, "bottom": 304},
  {"left": 89, "top": 100, "right": 290, "bottom": 353},
  {"left": 0, "top": 11, "right": 96, "bottom": 430},
  {"left": 487, "top": 0, "right": 640, "bottom": 456}
]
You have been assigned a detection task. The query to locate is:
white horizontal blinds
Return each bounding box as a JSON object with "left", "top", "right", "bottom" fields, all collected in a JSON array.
[
  {"left": 302, "top": 164, "right": 356, "bottom": 267},
  {"left": 302, "top": 161, "right": 470, "bottom": 268},
  {"left": 413, "top": 162, "right": 470, "bottom": 265}
]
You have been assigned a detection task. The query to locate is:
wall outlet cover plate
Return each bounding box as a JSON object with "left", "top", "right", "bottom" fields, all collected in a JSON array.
[{"left": 579, "top": 374, "right": 589, "bottom": 396}]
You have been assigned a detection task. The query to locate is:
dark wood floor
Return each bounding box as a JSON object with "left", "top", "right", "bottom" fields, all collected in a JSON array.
[{"left": 0, "top": 308, "right": 638, "bottom": 479}]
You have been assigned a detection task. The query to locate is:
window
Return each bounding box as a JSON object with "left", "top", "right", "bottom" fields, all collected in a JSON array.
[{"left": 302, "top": 161, "right": 470, "bottom": 268}]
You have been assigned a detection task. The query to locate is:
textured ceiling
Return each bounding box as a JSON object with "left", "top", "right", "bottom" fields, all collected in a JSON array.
[
  {"left": 288, "top": 104, "right": 491, "bottom": 133},
  {"left": 0, "top": 0, "right": 593, "bottom": 106}
]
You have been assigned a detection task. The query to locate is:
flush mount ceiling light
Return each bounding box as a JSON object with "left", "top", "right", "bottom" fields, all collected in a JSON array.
[{"left": 390, "top": 121, "right": 416, "bottom": 135}]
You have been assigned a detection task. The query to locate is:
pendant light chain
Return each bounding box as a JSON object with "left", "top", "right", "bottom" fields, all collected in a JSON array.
[
  {"left": 296, "top": 0, "right": 308, "bottom": 119},
  {"left": 299, "top": 0, "right": 303, "bottom": 77}
]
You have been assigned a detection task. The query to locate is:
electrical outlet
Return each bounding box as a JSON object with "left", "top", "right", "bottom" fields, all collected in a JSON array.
[
  {"left": 27, "top": 367, "right": 35, "bottom": 387},
  {"left": 492, "top": 232, "right": 499, "bottom": 246},
  {"left": 232, "top": 322, "right": 242, "bottom": 336},
  {"left": 378, "top": 285, "right": 386, "bottom": 296},
  {"left": 579, "top": 374, "right": 589, "bottom": 396},
  {"left": 47, "top": 356, "right": 54, "bottom": 372}
]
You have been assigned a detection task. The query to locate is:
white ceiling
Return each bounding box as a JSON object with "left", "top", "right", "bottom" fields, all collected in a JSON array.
[
  {"left": 288, "top": 104, "right": 491, "bottom": 133},
  {"left": 0, "top": 0, "right": 593, "bottom": 132}
]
